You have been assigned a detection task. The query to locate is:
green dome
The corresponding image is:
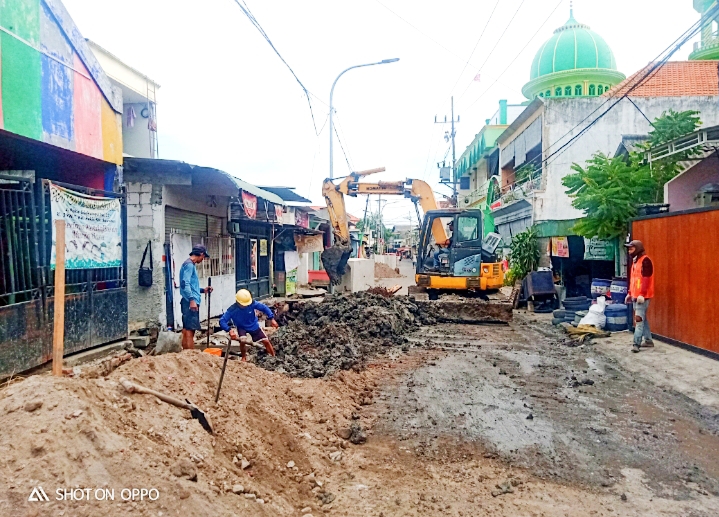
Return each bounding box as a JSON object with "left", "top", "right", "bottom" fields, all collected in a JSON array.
[
  {"left": 530, "top": 12, "right": 617, "bottom": 80},
  {"left": 522, "top": 10, "right": 625, "bottom": 100}
]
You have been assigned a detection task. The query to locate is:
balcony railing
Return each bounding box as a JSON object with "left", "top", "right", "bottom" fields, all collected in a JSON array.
[
  {"left": 461, "top": 180, "right": 491, "bottom": 207},
  {"left": 497, "top": 176, "right": 542, "bottom": 207}
]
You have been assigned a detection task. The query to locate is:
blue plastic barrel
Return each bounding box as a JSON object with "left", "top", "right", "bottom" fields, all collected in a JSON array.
[
  {"left": 591, "top": 278, "right": 612, "bottom": 299},
  {"left": 605, "top": 303, "right": 629, "bottom": 331},
  {"left": 610, "top": 278, "right": 628, "bottom": 303}
]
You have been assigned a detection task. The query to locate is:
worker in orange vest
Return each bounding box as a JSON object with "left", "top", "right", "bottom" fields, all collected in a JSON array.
[{"left": 624, "top": 240, "right": 655, "bottom": 353}]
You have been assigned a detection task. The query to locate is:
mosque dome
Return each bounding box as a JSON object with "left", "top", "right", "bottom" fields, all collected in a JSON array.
[{"left": 522, "top": 9, "right": 625, "bottom": 100}]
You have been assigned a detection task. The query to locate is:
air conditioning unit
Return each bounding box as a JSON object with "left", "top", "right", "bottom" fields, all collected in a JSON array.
[{"left": 695, "top": 183, "right": 719, "bottom": 208}]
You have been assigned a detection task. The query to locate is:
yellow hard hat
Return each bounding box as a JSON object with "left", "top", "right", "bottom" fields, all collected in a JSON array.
[{"left": 236, "top": 289, "right": 252, "bottom": 306}]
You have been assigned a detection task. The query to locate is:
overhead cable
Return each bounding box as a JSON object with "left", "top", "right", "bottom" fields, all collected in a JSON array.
[{"left": 230, "top": 0, "right": 324, "bottom": 135}]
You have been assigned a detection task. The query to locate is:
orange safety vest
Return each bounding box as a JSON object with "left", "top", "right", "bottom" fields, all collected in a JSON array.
[{"left": 630, "top": 254, "right": 654, "bottom": 299}]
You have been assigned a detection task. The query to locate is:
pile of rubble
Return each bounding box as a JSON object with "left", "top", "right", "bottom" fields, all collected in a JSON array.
[
  {"left": 260, "top": 293, "right": 437, "bottom": 377},
  {"left": 260, "top": 293, "right": 512, "bottom": 378}
]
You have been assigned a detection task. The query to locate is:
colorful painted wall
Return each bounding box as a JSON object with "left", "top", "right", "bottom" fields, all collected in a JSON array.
[{"left": 0, "top": 0, "right": 122, "bottom": 165}]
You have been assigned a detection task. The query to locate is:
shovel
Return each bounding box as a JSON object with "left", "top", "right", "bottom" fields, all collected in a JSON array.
[
  {"left": 119, "top": 377, "right": 213, "bottom": 434},
  {"left": 214, "top": 333, "right": 251, "bottom": 403}
]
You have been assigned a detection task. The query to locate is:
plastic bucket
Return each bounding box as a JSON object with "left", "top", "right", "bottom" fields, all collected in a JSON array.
[
  {"left": 605, "top": 303, "right": 628, "bottom": 331},
  {"left": 591, "top": 279, "right": 612, "bottom": 299},
  {"left": 610, "top": 278, "right": 628, "bottom": 303}
]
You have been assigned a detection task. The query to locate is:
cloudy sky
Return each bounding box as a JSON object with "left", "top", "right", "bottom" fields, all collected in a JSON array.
[{"left": 63, "top": 0, "right": 699, "bottom": 225}]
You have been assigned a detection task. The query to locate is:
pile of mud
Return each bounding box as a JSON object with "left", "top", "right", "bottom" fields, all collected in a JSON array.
[
  {"left": 374, "top": 262, "right": 402, "bottom": 279},
  {"left": 260, "top": 293, "right": 512, "bottom": 378},
  {"left": 260, "top": 293, "right": 435, "bottom": 378}
]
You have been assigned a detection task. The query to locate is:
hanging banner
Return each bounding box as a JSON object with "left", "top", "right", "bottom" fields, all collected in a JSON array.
[
  {"left": 242, "top": 191, "right": 257, "bottom": 219},
  {"left": 50, "top": 182, "right": 122, "bottom": 269},
  {"left": 295, "top": 210, "right": 309, "bottom": 228},
  {"left": 584, "top": 237, "right": 615, "bottom": 261},
  {"left": 275, "top": 204, "right": 284, "bottom": 225},
  {"left": 551, "top": 236, "right": 569, "bottom": 258},
  {"left": 294, "top": 233, "right": 324, "bottom": 254}
]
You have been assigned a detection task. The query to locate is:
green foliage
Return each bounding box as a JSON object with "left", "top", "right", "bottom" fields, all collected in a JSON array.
[
  {"left": 562, "top": 153, "right": 655, "bottom": 239},
  {"left": 562, "top": 110, "right": 702, "bottom": 239},
  {"left": 515, "top": 161, "right": 540, "bottom": 184},
  {"left": 509, "top": 226, "right": 540, "bottom": 279}
]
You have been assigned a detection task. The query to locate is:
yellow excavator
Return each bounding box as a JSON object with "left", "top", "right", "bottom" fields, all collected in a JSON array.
[{"left": 321, "top": 168, "right": 505, "bottom": 298}]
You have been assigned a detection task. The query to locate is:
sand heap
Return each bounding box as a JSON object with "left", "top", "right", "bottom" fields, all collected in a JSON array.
[
  {"left": 374, "top": 262, "right": 403, "bottom": 279},
  {"left": 0, "top": 351, "right": 383, "bottom": 517}
]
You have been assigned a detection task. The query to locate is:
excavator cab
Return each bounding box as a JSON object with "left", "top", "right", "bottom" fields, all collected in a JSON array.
[{"left": 416, "top": 209, "right": 504, "bottom": 295}]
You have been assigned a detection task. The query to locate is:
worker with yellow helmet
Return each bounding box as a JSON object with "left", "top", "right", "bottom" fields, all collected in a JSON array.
[{"left": 219, "top": 289, "right": 278, "bottom": 361}]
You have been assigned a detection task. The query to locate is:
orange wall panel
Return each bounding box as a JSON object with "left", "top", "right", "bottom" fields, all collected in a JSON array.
[{"left": 633, "top": 209, "right": 719, "bottom": 353}]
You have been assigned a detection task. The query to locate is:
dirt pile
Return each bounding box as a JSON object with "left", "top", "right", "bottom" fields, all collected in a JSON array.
[
  {"left": 260, "top": 293, "right": 436, "bottom": 378},
  {"left": 374, "top": 262, "right": 403, "bottom": 279},
  {"left": 259, "top": 293, "right": 512, "bottom": 378},
  {"left": 0, "top": 351, "right": 384, "bottom": 517}
]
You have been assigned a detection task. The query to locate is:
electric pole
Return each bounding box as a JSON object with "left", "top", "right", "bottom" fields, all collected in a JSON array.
[{"left": 434, "top": 96, "right": 460, "bottom": 206}]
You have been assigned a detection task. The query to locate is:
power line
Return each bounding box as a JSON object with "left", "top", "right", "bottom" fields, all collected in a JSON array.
[
  {"left": 373, "top": 0, "right": 520, "bottom": 97},
  {"left": 462, "top": 0, "right": 563, "bottom": 109},
  {"left": 463, "top": 0, "right": 528, "bottom": 97},
  {"left": 333, "top": 112, "right": 355, "bottom": 171},
  {"left": 230, "top": 0, "right": 324, "bottom": 136},
  {"left": 445, "top": 0, "right": 501, "bottom": 98},
  {"left": 540, "top": 8, "right": 713, "bottom": 169},
  {"left": 333, "top": 125, "right": 353, "bottom": 173}
]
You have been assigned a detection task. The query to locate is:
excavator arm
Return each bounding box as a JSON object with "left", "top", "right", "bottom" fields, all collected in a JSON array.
[{"left": 321, "top": 168, "right": 447, "bottom": 284}]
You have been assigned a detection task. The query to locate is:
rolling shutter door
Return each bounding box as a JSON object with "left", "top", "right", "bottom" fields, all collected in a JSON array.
[{"left": 165, "top": 207, "right": 207, "bottom": 242}]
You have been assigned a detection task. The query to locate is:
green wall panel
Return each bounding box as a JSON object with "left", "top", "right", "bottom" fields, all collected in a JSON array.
[
  {"left": 1, "top": 33, "right": 42, "bottom": 139},
  {"left": 0, "top": 0, "right": 40, "bottom": 44}
]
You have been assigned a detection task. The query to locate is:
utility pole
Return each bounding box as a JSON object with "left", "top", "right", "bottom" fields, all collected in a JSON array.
[{"left": 434, "top": 96, "right": 460, "bottom": 206}]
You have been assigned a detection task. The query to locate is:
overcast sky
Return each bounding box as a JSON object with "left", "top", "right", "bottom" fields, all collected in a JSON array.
[{"left": 63, "top": 0, "right": 698, "bottom": 225}]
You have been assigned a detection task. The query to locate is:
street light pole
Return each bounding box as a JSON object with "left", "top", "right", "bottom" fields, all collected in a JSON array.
[{"left": 329, "top": 58, "right": 399, "bottom": 179}]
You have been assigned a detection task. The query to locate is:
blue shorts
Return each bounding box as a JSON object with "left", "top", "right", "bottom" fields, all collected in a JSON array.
[
  {"left": 239, "top": 328, "right": 267, "bottom": 342},
  {"left": 181, "top": 298, "right": 201, "bottom": 331}
]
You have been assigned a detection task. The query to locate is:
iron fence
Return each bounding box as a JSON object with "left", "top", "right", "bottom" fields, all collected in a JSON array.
[{"left": 0, "top": 178, "right": 126, "bottom": 307}]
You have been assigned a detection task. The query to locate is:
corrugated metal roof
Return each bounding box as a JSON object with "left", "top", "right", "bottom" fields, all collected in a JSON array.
[
  {"left": 257, "top": 186, "right": 312, "bottom": 203},
  {"left": 123, "top": 158, "right": 285, "bottom": 205}
]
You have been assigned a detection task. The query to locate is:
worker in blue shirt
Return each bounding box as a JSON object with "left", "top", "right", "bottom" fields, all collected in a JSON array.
[
  {"left": 179, "top": 244, "right": 213, "bottom": 350},
  {"left": 219, "top": 289, "right": 278, "bottom": 361}
]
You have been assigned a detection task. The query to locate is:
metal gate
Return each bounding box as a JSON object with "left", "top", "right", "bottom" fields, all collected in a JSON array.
[{"left": 0, "top": 177, "right": 128, "bottom": 377}]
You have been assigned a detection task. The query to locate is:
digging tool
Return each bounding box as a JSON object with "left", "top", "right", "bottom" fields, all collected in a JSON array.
[
  {"left": 214, "top": 334, "right": 232, "bottom": 403},
  {"left": 119, "top": 377, "right": 213, "bottom": 434},
  {"left": 214, "top": 334, "right": 253, "bottom": 402},
  {"left": 206, "top": 277, "right": 212, "bottom": 349}
]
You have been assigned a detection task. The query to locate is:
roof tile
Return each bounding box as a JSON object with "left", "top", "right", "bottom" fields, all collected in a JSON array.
[{"left": 605, "top": 61, "right": 719, "bottom": 97}]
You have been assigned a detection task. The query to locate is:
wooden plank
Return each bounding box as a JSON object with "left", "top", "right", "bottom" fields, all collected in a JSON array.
[{"left": 52, "top": 219, "right": 66, "bottom": 376}]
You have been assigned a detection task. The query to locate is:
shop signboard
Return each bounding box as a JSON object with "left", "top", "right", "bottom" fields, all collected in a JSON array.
[
  {"left": 584, "top": 237, "right": 615, "bottom": 261},
  {"left": 242, "top": 191, "right": 257, "bottom": 219},
  {"left": 295, "top": 210, "right": 310, "bottom": 228}
]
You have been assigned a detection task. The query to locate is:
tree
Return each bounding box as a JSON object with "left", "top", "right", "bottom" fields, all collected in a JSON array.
[{"left": 562, "top": 110, "right": 702, "bottom": 239}]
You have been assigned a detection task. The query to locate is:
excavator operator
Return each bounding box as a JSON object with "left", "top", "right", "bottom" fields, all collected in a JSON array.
[{"left": 433, "top": 220, "right": 454, "bottom": 269}]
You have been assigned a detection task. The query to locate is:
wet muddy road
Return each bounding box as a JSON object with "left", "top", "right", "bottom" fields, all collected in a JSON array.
[{"left": 370, "top": 313, "right": 719, "bottom": 513}]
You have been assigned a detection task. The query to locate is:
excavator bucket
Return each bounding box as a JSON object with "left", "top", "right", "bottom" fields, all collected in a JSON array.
[{"left": 321, "top": 245, "right": 352, "bottom": 285}]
